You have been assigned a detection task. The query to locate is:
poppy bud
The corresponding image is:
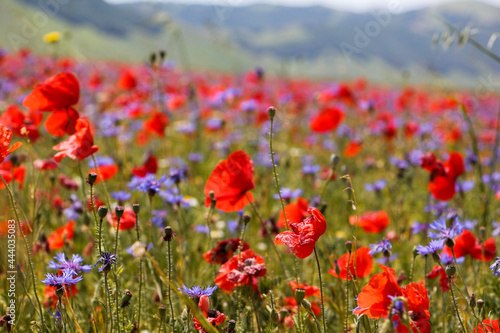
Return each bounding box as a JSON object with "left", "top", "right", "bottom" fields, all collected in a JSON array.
[
  {"left": 445, "top": 237, "right": 455, "bottom": 248},
  {"left": 55, "top": 285, "right": 65, "bottom": 299},
  {"left": 121, "top": 290, "right": 133, "bottom": 308},
  {"left": 98, "top": 206, "right": 108, "bottom": 219},
  {"left": 148, "top": 188, "right": 157, "bottom": 197},
  {"left": 225, "top": 319, "right": 236, "bottom": 333},
  {"left": 383, "top": 249, "right": 391, "bottom": 258},
  {"left": 301, "top": 299, "right": 313, "bottom": 313},
  {"left": 115, "top": 206, "right": 124, "bottom": 219},
  {"left": 150, "top": 53, "right": 157, "bottom": 66},
  {"left": 477, "top": 299, "right": 484, "bottom": 310},
  {"left": 271, "top": 308, "right": 280, "bottom": 324},
  {"left": 243, "top": 215, "right": 251, "bottom": 226},
  {"left": 267, "top": 106, "right": 277, "bottom": 118},
  {"left": 445, "top": 265, "right": 456, "bottom": 277},
  {"left": 432, "top": 252, "right": 440, "bottom": 263},
  {"left": 133, "top": 203, "right": 140, "bottom": 215},
  {"left": 163, "top": 226, "right": 174, "bottom": 242},
  {"left": 159, "top": 50, "right": 166, "bottom": 62},
  {"left": 280, "top": 309, "right": 288, "bottom": 323},
  {"left": 159, "top": 305, "right": 167, "bottom": 321},
  {"left": 294, "top": 288, "right": 306, "bottom": 304},
  {"left": 345, "top": 241, "right": 352, "bottom": 253},
  {"left": 470, "top": 293, "right": 476, "bottom": 308},
  {"left": 412, "top": 246, "right": 418, "bottom": 258},
  {"left": 334, "top": 259, "right": 341, "bottom": 276},
  {"left": 330, "top": 154, "right": 340, "bottom": 169},
  {"left": 87, "top": 172, "right": 97, "bottom": 185}
]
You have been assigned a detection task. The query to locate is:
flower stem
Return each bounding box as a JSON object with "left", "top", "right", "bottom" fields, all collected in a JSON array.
[
  {"left": 313, "top": 248, "right": 327, "bottom": 332},
  {"left": 114, "top": 216, "right": 121, "bottom": 256},
  {"left": 449, "top": 275, "right": 467, "bottom": 333},
  {"left": 167, "top": 240, "right": 175, "bottom": 325},
  {"left": 345, "top": 252, "right": 351, "bottom": 332}
]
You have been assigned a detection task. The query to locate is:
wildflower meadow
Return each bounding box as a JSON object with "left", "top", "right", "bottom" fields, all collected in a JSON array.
[{"left": 1, "top": 27, "right": 500, "bottom": 333}]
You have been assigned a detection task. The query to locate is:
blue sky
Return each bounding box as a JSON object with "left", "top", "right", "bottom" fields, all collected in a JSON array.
[{"left": 104, "top": 0, "right": 499, "bottom": 13}]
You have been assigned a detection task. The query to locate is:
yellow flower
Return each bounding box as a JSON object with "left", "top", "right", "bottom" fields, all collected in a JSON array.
[{"left": 43, "top": 31, "right": 62, "bottom": 44}]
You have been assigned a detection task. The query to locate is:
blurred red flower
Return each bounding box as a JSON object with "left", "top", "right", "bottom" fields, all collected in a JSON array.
[
  {"left": 277, "top": 197, "right": 309, "bottom": 228},
  {"left": 45, "top": 107, "right": 80, "bottom": 137},
  {"left": 310, "top": 105, "right": 345, "bottom": 133},
  {"left": 132, "top": 153, "right": 158, "bottom": 177},
  {"left": 23, "top": 71, "right": 80, "bottom": 111},
  {"left": 421, "top": 152, "right": 464, "bottom": 201},
  {"left": 441, "top": 230, "right": 496, "bottom": 262},
  {"left": 89, "top": 164, "right": 119, "bottom": 184},
  {"left": 287, "top": 281, "right": 321, "bottom": 297},
  {"left": 48, "top": 221, "right": 75, "bottom": 250},
  {"left": 118, "top": 70, "right": 137, "bottom": 90},
  {"left": 474, "top": 319, "right": 499, "bottom": 333},
  {"left": 274, "top": 207, "right": 326, "bottom": 259},
  {"left": 202, "top": 238, "right": 249, "bottom": 265},
  {"left": 143, "top": 112, "right": 169, "bottom": 137},
  {"left": 193, "top": 295, "right": 227, "bottom": 333},
  {"left": 328, "top": 246, "right": 373, "bottom": 280},
  {"left": 44, "top": 284, "right": 78, "bottom": 308},
  {"left": 426, "top": 266, "right": 450, "bottom": 292},
  {"left": 107, "top": 208, "right": 136, "bottom": 230},
  {"left": 1, "top": 105, "right": 41, "bottom": 141},
  {"left": 53, "top": 119, "right": 98, "bottom": 162},
  {"left": 344, "top": 140, "right": 363, "bottom": 158},
  {"left": 349, "top": 211, "right": 390, "bottom": 233},
  {"left": 204, "top": 150, "right": 255, "bottom": 212},
  {"left": 0, "top": 160, "right": 25, "bottom": 190}
]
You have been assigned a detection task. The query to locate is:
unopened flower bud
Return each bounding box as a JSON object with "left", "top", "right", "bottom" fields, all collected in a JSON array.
[
  {"left": 121, "top": 290, "right": 133, "bottom": 308},
  {"left": 55, "top": 285, "right": 65, "bottom": 299},
  {"left": 445, "top": 238, "right": 455, "bottom": 248},
  {"left": 87, "top": 172, "right": 97, "bottom": 185},
  {"left": 445, "top": 265, "right": 456, "bottom": 277},
  {"left": 330, "top": 154, "right": 340, "bottom": 169},
  {"left": 470, "top": 293, "right": 476, "bottom": 308},
  {"left": 477, "top": 299, "right": 484, "bottom": 310},
  {"left": 271, "top": 308, "right": 280, "bottom": 324},
  {"left": 412, "top": 246, "right": 418, "bottom": 258},
  {"left": 243, "top": 215, "right": 251, "bottom": 226},
  {"left": 301, "top": 299, "right": 313, "bottom": 313},
  {"left": 159, "top": 305, "right": 167, "bottom": 320},
  {"left": 345, "top": 241, "right": 353, "bottom": 253},
  {"left": 98, "top": 206, "right": 108, "bottom": 219},
  {"left": 267, "top": 106, "right": 277, "bottom": 118},
  {"left": 132, "top": 203, "right": 140, "bottom": 215},
  {"left": 163, "top": 226, "right": 174, "bottom": 242},
  {"left": 432, "top": 252, "right": 440, "bottom": 263},
  {"left": 334, "top": 259, "right": 341, "bottom": 276}
]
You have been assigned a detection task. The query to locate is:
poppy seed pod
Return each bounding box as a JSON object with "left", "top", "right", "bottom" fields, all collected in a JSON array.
[
  {"left": 87, "top": 172, "right": 97, "bottom": 185},
  {"left": 267, "top": 106, "right": 277, "bottom": 118},
  {"left": 115, "top": 206, "right": 124, "bottom": 219},
  {"left": 445, "top": 237, "right": 455, "bottom": 248},
  {"left": 163, "top": 226, "right": 174, "bottom": 242},
  {"left": 98, "top": 206, "right": 108, "bottom": 219},
  {"left": 158, "top": 305, "right": 167, "bottom": 320},
  {"left": 294, "top": 288, "right": 306, "bottom": 304},
  {"left": 132, "top": 203, "right": 140, "bottom": 215},
  {"left": 445, "top": 265, "right": 456, "bottom": 276},
  {"left": 477, "top": 299, "right": 484, "bottom": 310},
  {"left": 243, "top": 215, "right": 251, "bottom": 225},
  {"left": 345, "top": 241, "right": 353, "bottom": 253}
]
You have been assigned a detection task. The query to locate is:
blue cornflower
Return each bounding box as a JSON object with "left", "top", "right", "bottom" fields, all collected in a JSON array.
[
  {"left": 428, "top": 217, "right": 463, "bottom": 247},
  {"left": 112, "top": 191, "right": 132, "bottom": 202},
  {"left": 410, "top": 221, "right": 428, "bottom": 235},
  {"left": 194, "top": 225, "right": 210, "bottom": 234},
  {"left": 227, "top": 220, "right": 239, "bottom": 234},
  {"left": 49, "top": 310, "right": 62, "bottom": 321},
  {"left": 63, "top": 194, "right": 83, "bottom": 221},
  {"left": 128, "top": 174, "right": 167, "bottom": 195},
  {"left": 41, "top": 271, "right": 83, "bottom": 287},
  {"left": 165, "top": 166, "right": 187, "bottom": 187},
  {"left": 88, "top": 156, "right": 114, "bottom": 168},
  {"left": 273, "top": 188, "right": 302, "bottom": 201},
  {"left": 390, "top": 157, "right": 409, "bottom": 170},
  {"left": 440, "top": 253, "right": 464, "bottom": 265},
  {"left": 188, "top": 153, "right": 203, "bottom": 162},
  {"left": 416, "top": 239, "right": 443, "bottom": 256},
  {"left": 456, "top": 180, "right": 474, "bottom": 193},
  {"left": 490, "top": 257, "right": 500, "bottom": 277},
  {"left": 48, "top": 253, "right": 92, "bottom": 275},
  {"left": 302, "top": 164, "right": 321, "bottom": 174},
  {"left": 206, "top": 118, "right": 224, "bottom": 130},
  {"left": 94, "top": 252, "right": 117, "bottom": 273},
  {"left": 178, "top": 285, "right": 217, "bottom": 300},
  {"left": 369, "top": 239, "right": 392, "bottom": 256},
  {"left": 492, "top": 221, "right": 500, "bottom": 237},
  {"left": 151, "top": 210, "right": 168, "bottom": 228},
  {"left": 376, "top": 253, "right": 398, "bottom": 265},
  {"left": 365, "top": 179, "right": 387, "bottom": 192}
]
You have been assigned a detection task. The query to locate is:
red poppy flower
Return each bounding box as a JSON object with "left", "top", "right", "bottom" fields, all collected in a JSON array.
[
  {"left": 344, "top": 140, "right": 363, "bottom": 158},
  {"left": 0, "top": 160, "right": 25, "bottom": 190},
  {"left": 53, "top": 119, "right": 99, "bottom": 162},
  {"left": 0, "top": 220, "right": 32, "bottom": 237},
  {"left": 349, "top": 211, "right": 390, "bottom": 233},
  {"left": 193, "top": 295, "right": 227, "bottom": 333},
  {"left": 287, "top": 281, "right": 321, "bottom": 297},
  {"left": 426, "top": 266, "right": 450, "bottom": 292},
  {"left": 107, "top": 208, "right": 136, "bottom": 230},
  {"left": 23, "top": 71, "right": 80, "bottom": 111},
  {"left": 328, "top": 246, "right": 373, "bottom": 280},
  {"left": 89, "top": 164, "right": 119, "bottom": 184},
  {"left": 215, "top": 249, "right": 267, "bottom": 293},
  {"left": 282, "top": 296, "right": 321, "bottom": 316},
  {"left": 118, "top": 70, "right": 137, "bottom": 90},
  {"left": 202, "top": 238, "right": 249, "bottom": 264},
  {"left": 274, "top": 207, "right": 326, "bottom": 259},
  {"left": 34, "top": 158, "right": 58, "bottom": 171},
  {"left": 474, "top": 319, "right": 500, "bottom": 333},
  {"left": 44, "top": 107, "right": 80, "bottom": 137},
  {"left": 132, "top": 154, "right": 158, "bottom": 177},
  {"left": 354, "top": 265, "right": 430, "bottom": 333},
  {"left": 310, "top": 106, "right": 345, "bottom": 133},
  {"left": 0, "top": 125, "right": 23, "bottom": 164},
  {"left": 44, "top": 284, "right": 78, "bottom": 308},
  {"left": 1, "top": 105, "right": 41, "bottom": 141},
  {"left": 204, "top": 150, "right": 255, "bottom": 212},
  {"left": 277, "top": 197, "right": 309, "bottom": 228},
  {"left": 421, "top": 152, "right": 464, "bottom": 201},
  {"left": 48, "top": 221, "right": 75, "bottom": 250},
  {"left": 143, "top": 112, "right": 169, "bottom": 137},
  {"left": 441, "top": 230, "right": 497, "bottom": 262}
]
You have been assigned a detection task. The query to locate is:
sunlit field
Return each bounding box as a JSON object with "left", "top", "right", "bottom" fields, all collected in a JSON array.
[{"left": 1, "top": 35, "right": 500, "bottom": 333}]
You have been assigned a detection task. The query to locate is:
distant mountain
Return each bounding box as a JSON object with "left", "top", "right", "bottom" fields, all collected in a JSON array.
[{"left": 3, "top": 0, "right": 500, "bottom": 84}]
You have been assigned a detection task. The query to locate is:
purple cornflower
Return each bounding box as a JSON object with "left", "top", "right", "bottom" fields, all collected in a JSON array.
[
  {"left": 274, "top": 188, "right": 302, "bottom": 201},
  {"left": 390, "top": 157, "right": 409, "bottom": 170},
  {"left": 440, "top": 252, "right": 464, "bottom": 265},
  {"left": 63, "top": 194, "right": 83, "bottom": 221},
  {"left": 492, "top": 222, "right": 500, "bottom": 237},
  {"left": 416, "top": 239, "right": 443, "bottom": 256},
  {"left": 365, "top": 179, "right": 387, "bottom": 192},
  {"left": 456, "top": 180, "right": 474, "bottom": 193},
  {"left": 152, "top": 210, "right": 168, "bottom": 228},
  {"left": 188, "top": 153, "right": 203, "bottom": 162},
  {"left": 178, "top": 285, "right": 217, "bottom": 300},
  {"left": 194, "top": 225, "right": 210, "bottom": 234},
  {"left": 428, "top": 217, "right": 463, "bottom": 247},
  {"left": 88, "top": 156, "right": 114, "bottom": 168},
  {"left": 206, "top": 118, "right": 224, "bottom": 130},
  {"left": 128, "top": 174, "right": 167, "bottom": 195},
  {"left": 410, "top": 221, "right": 428, "bottom": 235},
  {"left": 94, "top": 252, "right": 117, "bottom": 273},
  {"left": 302, "top": 164, "right": 321, "bottom": 175},
  {"left": 41, "top": 271, "right": 83, "bottom": 287},
  {"left": 165, "top": 166, "right": 187, "bottom": 187},
  {"left": 48, "top": 253, "right": 92, "bottom": 274},
  {"left": 369, "top": 239, "right": 392, "bottom": 256},
  {"left": 112, "top": 191, "right": 132, "bottom": 203},
  {"left": 490, "top": 257, "right": 500, "bottom": 277}
]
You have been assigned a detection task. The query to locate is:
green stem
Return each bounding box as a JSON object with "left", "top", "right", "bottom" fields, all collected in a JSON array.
[
  {"left": 114, "top": 216, "right": 121, "bottom": 256},
  {"left": 104, "top": 273, "right": 110, "bottom": 333},
  {"left": 167, "top": 240, "right": 175, "bottom": 323},
  {"left": 345, "top": 252, "right": 351, "bottom": 332},
  {"left": 314, "top": 247, "right": 327, "bottom": 333},
  {"left": 449, "top": 275, "right": 467, "bottom": 333},
  {"left": 0, "top": 174, "right": 46, "bottom": 331}
]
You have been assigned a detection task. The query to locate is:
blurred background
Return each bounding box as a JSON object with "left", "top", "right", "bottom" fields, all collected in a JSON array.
[{"left": 1, "top": 0, "right": 499, "bottom": 86}]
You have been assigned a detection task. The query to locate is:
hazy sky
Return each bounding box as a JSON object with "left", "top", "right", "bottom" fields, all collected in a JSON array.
[{"left": 105, "top": 0, "right": 499, "bottom": 13}]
